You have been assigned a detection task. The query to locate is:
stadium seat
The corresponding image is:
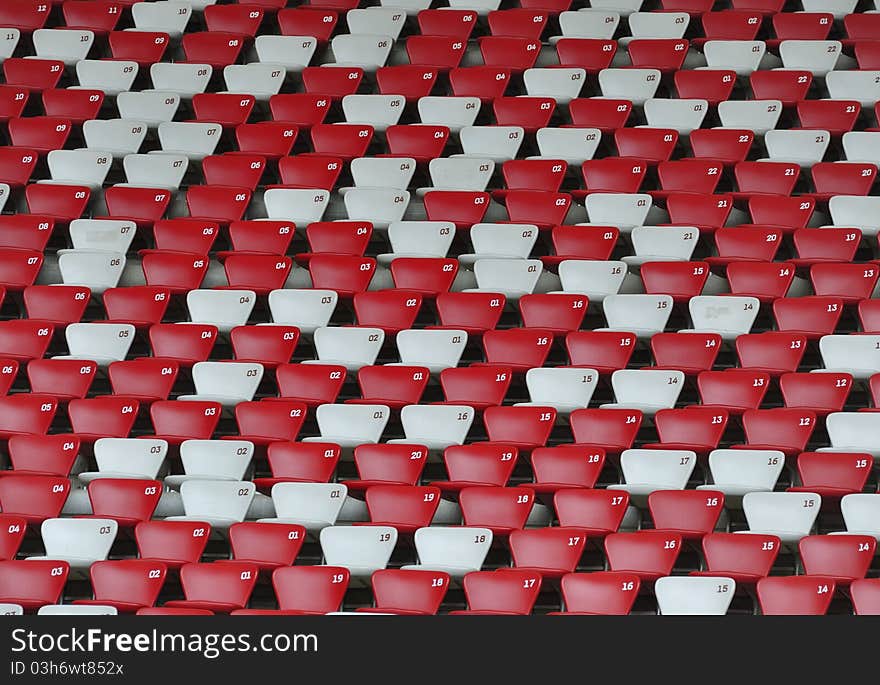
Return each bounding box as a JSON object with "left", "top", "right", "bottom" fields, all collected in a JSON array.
[{"left": 449, "top": 570, "right": 542, "bottom": 615}]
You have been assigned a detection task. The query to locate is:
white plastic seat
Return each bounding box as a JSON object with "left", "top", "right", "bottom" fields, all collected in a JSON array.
[
  {"left": 53, "top": 322, "right": 135, "bottom": 368},
  {"left": 258, "top": 483, "right": 348, "bottom": 532},
  {"left": 801, "top": 0, "right": 856, "bottom": 18},
  {"left": 601, "top": 369, "right": 685, "bottom": 415},
  {"left": 117, "top": 91, "right": 181, "bottom": 127},
  {"left": 831, "top": 494, "right": 880, "bottom": 539},
  {"left": 655, "top": 576, "right": 735, "bottom": 616},
  {"left": 163, "top": 440, "right": 254, "bottom": 490},
  {"left": 75, "top": 59, "right": 138, "bottom": 97},
  {"left": 343, "top": 188, "right": 410, "bottom": 229},
  {"left": 28, "top": 518, "right": 118, "bottom": 570},
  {"left": 348, "top": 157, "right": 415, "bottom": 192},
  {"left": 424, "top": 157, "right": 494, "bottom": 193},
  {"left": 378, "top": 0, "right": 430, "bottom": 15},
  {"left": 530, "top": 127, "right": 601, "bottom": 165},
  {"left": 588, "top": 0, "right": 642, "bottom": 17},
  {"left": 457, "top": 126, "right": 524, "bottom": 164},
  {"left": 0, "top": 29, "right": 19, "bottom": 62},
  {"left": 557, "top": 259, "right": 627, "bottom": 302},
  {"left": 301, "top": 403, "right": 390, "bottom": 449},
  {"left": 33, "top": 29, "right": 94, "bottom": 65},
  {"left": 628, "top": 11, "right": 688, "bottom": 39},
  {"left": 320, "top": 525, "right": 398, "bottom": 579},
  {"left": 44, "top": 149, "right": 112, "bottom": 190},
  {"left": 523, "top": 68, "right": 586, "bottom": 105},
  {"left": 583, "top": 193, "right": 653, "bottom": 232},
  {"left": 156, "top": 122, "right": 221, "bottom": 161},
  {"left": 0, "top": 604, "right": 23, "bottom": 615},
  {"left": 696, "top": 449, "right": 785, "bottom": 507},
  {"left": 826, "top": 71, "right": 880, "bottom": 108},
  {"left": 264, "top": 188, "right": 330, "bottom": 225},
  {"left": 150, "top": 63, "right": 212, "bottom": 99},
  {"left": 387, "top": 404, "right": 474, "bottom": 452},
  {"left": 596, "top": 294, "right": 674, "bottom": 339},
  {"left": 814, "top": 335, "right": 880, "bottom": 380},
  {"left": 83, "top": 119, "right": 148, "bottom": 158},
  {"left": 77, "top": 438, "right": 169, "bottom": 483},
  {"left": 304, "top": 326, "right": 384, "bottom": 372},
  {"left": 762, "top": 129, "right": 829, "bottom": 168},
  {"left": 552, "top": 10, "right": 619, "bottom": 42},
  {"left": 737, "top": 491, "right": 821, "bottom": 544},
  {"left": 400, "top": 526, "right": 493, "bottom": 577},
  {"left": 341, "top": 94, "right": 404, "bottom": 130},
  {"left": 643, "top": 99, "right": 707, "bottom": 136},
  {"left": 607, "top": 449, "right": 696, "bottom": 505},
  {"left": 267, "top": 289, "right": 337, "bottom": 336},
  {"left": 347, "top": 7, "right": 406, "bottom": 38},
  {"left": 377, "top": 221, "right": 455, "bottom": 265},
  {"left": 122, "top": 153, "right": 188, "bottom": 191},
  {"left": 0, "top": 185, "right": 8, "bottom": 214},
  {"left": 818, "top": 413, "right": 880, "bottom": 459},
  {"left": 683, "top": 295, "right": 760, "bottom": 341},
  {"left": 38, "top": 605, "right": 117, "bottom": 616},
  {"left": 717, "top": 100, "right": 782, "bottom": 136},
  {"left": 183, "top": 292, "right": 254, "bottom": 339},
  {"left": 465, "top": 258, "right": 543, "bottom": 301},
  {"left": 330, "top": 34, "right": 393, "bottom": 70},
  {"left": 624, "top": 225, "right": 697, "bottom": 266},
  {"left": 701, "top": 41, "right": 766, "bottom": 76},
  {"left": 391, "top": 329, "right": 467, "bottom": 374},
  {"left": 446, "top": 0, "right": 500, "bottom": 15},
  {"left": 177, "top": 362, "right": 264, "bottom": 408},
  {"left": 132, "top": 1, "right": 192, "bottom": 36},
  {"left": 57, "top": 250, "right": 126, "bottom": 295},
  {"left": 165, "top": 480, "right": 256, "bottom": 530},
  {"left": 514, "top": 367, "right": 598, "bottom": 414},
  {"left": 828, "top": 195, "right": 880, "bottom": 238},
  {"left": 597, "top": 68, "right": 660, "bottom": 106},
  {"left": 842, "top": 132, "right": 880, "bottom": 167},
  {"left": 254, "top": 35, "right": 316, "bottom": 72},
  {"left": 418, "top": 96, "right": 481, "bottom": 133},
  {"left": 779, "top": 40, "right": 844, "bottom": 76},
  {"left": 223, "top": 64, "right": 285, "bottom": 101},
  {"left": 459, "top": 223, "right": 538, "bottom": 266}
]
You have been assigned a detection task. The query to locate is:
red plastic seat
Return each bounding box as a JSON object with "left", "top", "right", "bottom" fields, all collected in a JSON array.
[
  {"left": 163, "top": 562, "right": 259, "bottom": 614},
  {"left": 502, "top": 159, "right": 566, "bottom": 194},
  {"left": 3, "top": 59, "right": 63, "bottom": 92},
  {"left": 274, "top": 363, "right": 346, "bottom": 408},
  {"left": 147, "top": 400, "right": 222, "bottom": 446},
  {"left": 642, "top": 407, "right": 728, "bottom": 456},
  {"left": 351, "top": 291, "right": 421, "bottom": 335},
  {"left": 236, "top": 122, "right": 299, "bottom": 160},
  {"left": 23, "top": 285, "right": 89, "bottom": 327},
  {"left": 25, "top": 185, "right": 89, "bottom": 223},
  {"left": 674, "top": 69, "right": 736, "bottom": 106},
  {"left": 640, "top": 261, "right": 709, "bottom": 302},
  {"left": 276, "top": 156, "right": 343, "bottom": 192},
  {"left": 0, "top": 320, "right": 52, "bottom": 362},
  {"left": 518, "top": 293, "right": 588, "bottom": 334},
  {"left": 689, "top": 128, "right": 753, "bottom": 166},
  {"left": 699, "top": 10, "right": 761, "bottom": 42},
  {"left": 73, "top": 559, "right": 167, "bottom": 613},
  {"left": 437, "top": 366, "right": 511, "bottom": 411},
  {"left": 527, "top": 445, "right": 604, "bottom": 493},
  {"left": 482, "top": 405, "right": 556, "bottom": 451},
  {"left": 137, "top": 607, "right": 214, "bottom": 615},
  {"left": 650, "top": 332, "right": 721, "bottom": 376},
  {"left": 297, "top": 221, "right": 371, "bottom": 260},
  {"left": 405, "top": 35, "right": 466, "bottom": 70},
  {"left": 308, "top": 124, "right": 373, "bottom": 162},
  {"left": 254, "top": 441, "right": 341, "bottom": 491},
  {"left": 705, "top": 226, "right": 781, "bottom": 269},
  {"left": 0, "top": 0, "right": 50, "bottom": 32},
  {"left": 811, "top": 263, "right": 878, "bottom": 305},
  {"left": 554, "top": 488, "right": 630, "bottom": 538},
  {"left": 27, "top": 359, "right": 96, "bottom": 402},
  {"left": 780, "top": 372, "right": 851, "bottom": 417},
  {"left": 578, "top": 159, "right": 645, "bottom": 196},
  {"left": 301, "top": 66, "right": 364, "bottom": 100},
  {"left": 357, "top": 569, "right": 449, "bottom": 615},
  {"left": 749, "top": 69, "right": 811, "bottom": 107},
  {"left": 569, "top": 98, "right": 631, "bottom": 133},
  {"left": 430, "top": 444, "right": 517, "bottom": 493},
  {"left": 0, "top": 515, "right": 26, "bottom": 561},
  {"left": 0, "top": 474, "right": 69, "bottom": 525},
  {"left": 478, "top": 36, "right": 541, "bottom": 72},
  {"left": 555, "top": 38, "right": 616, "bottom": 73},
  {"left": 142, "top": 252, "right": 208, "bottom": 295},
  {"left": 417, "top": 8, "right": 477, "bottom": 39},
  {"left": 269, "top": 93, "right": 331, "bottom": 130},
  {"left": 773, "top": 296, "right": 843, "bottom": 340},
  {"left": 63, "top": 1, "right": 123, "bottom": 35},
  {"left": 757, "top": 576, "right": 836, "bottom": 615},
  {"left": 855, "top": 42, "right": 880, "bottom": 70},
  {"left": 390, "top": 258, "right": 458, "bottom": 298},
  {"left": 771, "top": 11, "right": 832, "bottom": 45},
  {"left": 233, "top": 565, "right": 350, "bottom": 616},
  {"left": 696, "top": 370, "right": 770, "bottom": 415},
  {"left": 627, "top": 38, "right": 688, "bottom": 72},
  {"left": 87, "top": 478, "right": 161, "bottom": 528},
  {"left": 229, "top": 325, "right": 298, "bottom": 369},
  {"left": 604, "top": 531, "right": 682, "bottom": 582},
  {"left": 147, "top": 218, "right": 219, "bottom": 257},
  {"left": 204, "top": 3, "right": 263, "bottom": 36},
  {"left": 342, "top": 444, "right": 428, "bottom": 492},
  {"left": 449, "top": 66, "right": 510, "bottom": 102},
  {"left": 647, "top": 489, "right": 724, "bottom": 540},
  {"left": 810, "top": 162, "right": 876, "bottom": 201},
  {"left": 458, "top": 486, "right": 535, "bottom": 537},
  {"left": 797, "top": 99, "right": 860, "bottom": 137},
  {"left": 551, "top": 571, "right": 640, "bottom": 615},
  {"left": 503, "top": 190, "right": 572, "bottom": 230},
  {"left": 278, "top": 7, "right": 338, "bottom": 44},
  {"left": 192, "top": 93, "right": 255, "bottom": 128},
  {"left": 735, "top": 331, "right": 807, "bottom": 377},
  {"left": 307, "top": 254, "right": 375, "bottom": 298},
  {"left": 478, "top": 328, "right": 554, "bottom": 374},
  {"left": 488, "top": 9, "right": 548, "bottom": 39},
  {"left": 0, "top": 560, "right": 69, "bottom": 612},
  {"left": 103, "top": 286, "right": 170, "bottom": 330},
  {"left": 0, "top": 359, "right": 18, "bottom": 398},
  {"left": 66, "top": 397, "right": 138, "bottom": 443},
  {"left": 0, "top": 148, "right": 37, "bottom": 189},
  {"left": 222, "top": 220, "right": 295, "bottom": 257},
  {"left": 108, "top": 29, "right": 169, "bottom": 66},
  {"left": 509, "top": 527, "right": 586, "bottom": 579},
  {"left": 104, "top": 186, "right": 171, "bottom": 229},
  {"left": 733, "top": 408, "right": 816, "bottom": 458},
  {"left": 615, "top": 127, "right": 677, "bottom": 165},
  {"left": 788, "top": 451, "right": 871, "bottom": 501},
  {"left": 376, "top": 66, "right": 438, "bottom": 102},
  {"left": 726, "top": 261, "right": 796, "bottom": 302},
  {"left": 182, "top": 32, "right": 245, "bottom": 69},
  {"left": 691, "top": 532, "right": 780, "bottom": 586},
  {"left": 9, "top": 117, "right": 71, "bottom": 158},
  {"left": 565, "top": 331, "right": 637, "bottom": 374},
  {"left": 449, "top": 569, "right": 541, "bottom": 615},
  {"left": 423, "top": 191, "right": 491, "bottom": 229},
  {"left": 434, "top": 292, "right": 504, "bottom": 336},
  {"left": 665, "top": 192, "right": 732, "bottom": 233},
  {"left": 222, "top": 254, "right": 292, "bottom": 296},
  {"left": 748, "top": 195, "right": 814, "bottom": 234},
  {"left": 225, "top": 522, "right": 305, "bottom": 571},
  {"left": 226, "top": 400, "right": 307, "bottom": 447},
  {"left": 654, "top": 159, "right": 722, "bottom": 198},
  {"left": 7, "top": 435, "right": 79, "bottom": 477},
  {"left": 362, "top": 485, "right": 441, "bottom": 535},
  {"left": 0, "top": 215, "right": 54, "bottom": 251},
  {"left": 108, "top": 359, "right": 178, "bottom": 405},
  {"left": 186, "top": 186, "right": 251, "bottom": 225},
  {"left": 149, "top": 323, "right": 217, "bottom": 368},
  {"left": 347, "top": 366, "right": 429, "bottom": 410},
  {"left": 384, "top": 124, "right": 449, "bottom": 164},
  {"left": 135, "top": 521, "right": 211, "bottom": 570},
  {"left": 860, "top": 300, "right": 880, "bottom": 333},
  {"left": 791, "top": 228, "right": 860, "bottom": 269},
  {"left": 732, "top": 161, "right": 800, "bottom": 201}
]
